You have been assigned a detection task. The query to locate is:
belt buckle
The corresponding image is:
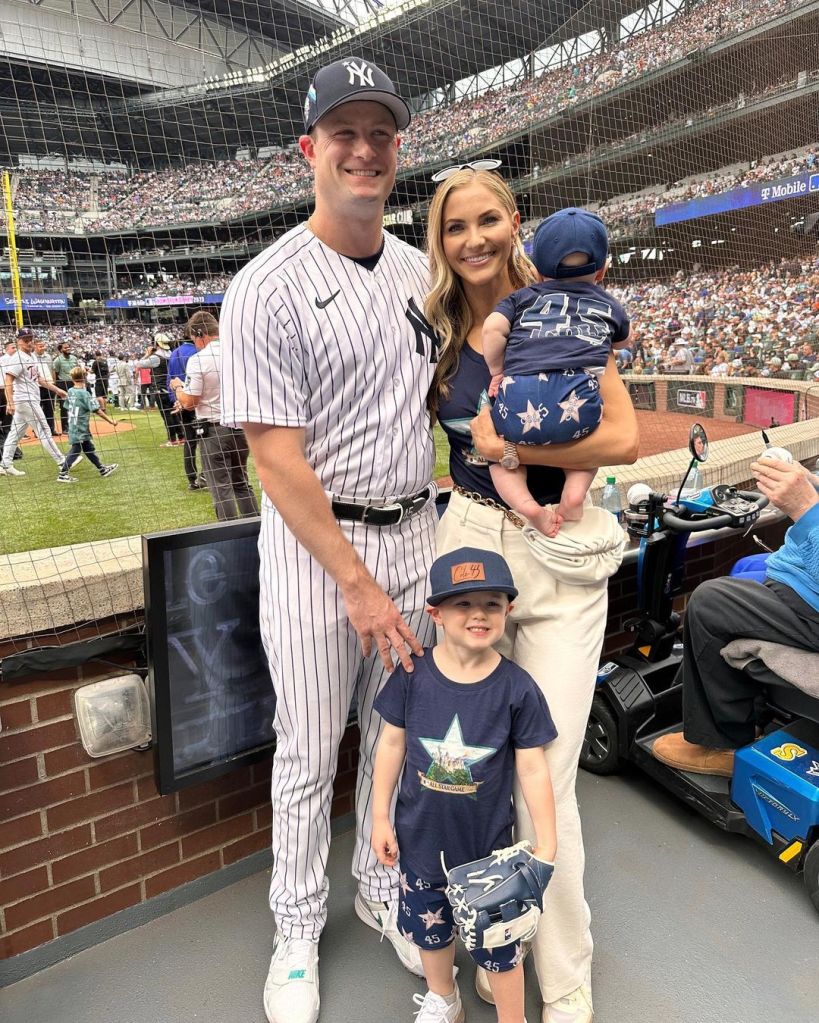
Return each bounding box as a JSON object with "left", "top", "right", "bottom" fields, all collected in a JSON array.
[
  {"left": 361, "top": 502, "right": 401, "bottom": 525},
  {"left": 404, "top": 489, "right": 429, "bottom": 520}
]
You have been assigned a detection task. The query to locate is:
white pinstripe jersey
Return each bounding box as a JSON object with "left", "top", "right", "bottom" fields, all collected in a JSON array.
[{"left": 220, "top": 224, "right": 437, "bottom": 502}]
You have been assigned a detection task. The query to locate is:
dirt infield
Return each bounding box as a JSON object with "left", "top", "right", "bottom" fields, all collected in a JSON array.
[
  {"left": 635, "top": 409, "right": 757, "bottom": 458},
  {"left": 19, "top": 416, "right": 135, "bottom": 444}
]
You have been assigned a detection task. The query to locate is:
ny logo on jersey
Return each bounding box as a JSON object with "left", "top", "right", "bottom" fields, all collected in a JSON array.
[
  {"left": 405, "top": 298, "right": 440, "bottom": 363},
  {"left": 343, "top": 60, "right": 375, "bottom": 88}
]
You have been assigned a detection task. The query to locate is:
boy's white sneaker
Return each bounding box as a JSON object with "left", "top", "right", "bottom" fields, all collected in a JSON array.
[
  {"left": 411, "top": 985, "right": 465, "bottom": 1023},
  {"left": 263, "top": 934, "right": 319, "bottom": 1023},
  {"left": 354, "top": 891, "right": 424, "bottom": 976},
  {"left": 542, "top": 980, "right": 593, "bottom": 1023}
]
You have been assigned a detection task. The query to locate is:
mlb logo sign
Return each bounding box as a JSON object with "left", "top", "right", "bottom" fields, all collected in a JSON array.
[{"left": 677, "top": 389, "right": 707, "bottom": 410}]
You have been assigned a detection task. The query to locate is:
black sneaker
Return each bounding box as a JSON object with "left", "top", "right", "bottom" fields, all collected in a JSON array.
[
  {"left": 100, "top": 464, "right": 119, "bottom": 478},
  {"left": 57, "top": 473, "right": 78, "bottom": 484},
  {"left": 188, "top": 476, "right": 207, "bottom": 491}
]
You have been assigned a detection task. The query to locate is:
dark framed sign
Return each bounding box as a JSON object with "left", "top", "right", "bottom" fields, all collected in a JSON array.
[{"left": 143, "top": 519, "right": 276, "bottom": 794}]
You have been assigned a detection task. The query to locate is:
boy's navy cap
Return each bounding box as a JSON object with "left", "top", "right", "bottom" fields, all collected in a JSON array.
[
  {"left": 532, "top": 207, "right": 609, "bottom": 279},
  {"left": 427, "top": 547, "right": 518, "bottom": 606},
  {"left": 304, "top": 59, "right": 410, "bottom": 133}
]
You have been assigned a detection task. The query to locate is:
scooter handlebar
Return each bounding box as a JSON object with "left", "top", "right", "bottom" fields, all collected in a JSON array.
[{"left": 660, "top": 491, "right": 769, "bottom": 534}]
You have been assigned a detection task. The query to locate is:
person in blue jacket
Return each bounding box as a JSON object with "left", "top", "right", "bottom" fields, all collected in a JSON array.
[
  {"left": 653, "top": 457, "right": 819, "bottom": 775},
  {"left": 167, "top": 322, "right": 204, "bottom": 490}
]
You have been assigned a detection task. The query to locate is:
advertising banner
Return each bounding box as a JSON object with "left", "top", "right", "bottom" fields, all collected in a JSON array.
[
  {"left": 744, "top": 387, "right": 795, "bottom": 427},
  {"left": 656, "top": 171, "right": 819, "bottom": 227},
  {"left": 105, "top": 293, "right": 224, "bottom": 309},
  {"left": 0, "top": 293, "right": 69, "bottom": 311},
  {"left": 676, "top": 389, "right": 707, "bottom": 410}
]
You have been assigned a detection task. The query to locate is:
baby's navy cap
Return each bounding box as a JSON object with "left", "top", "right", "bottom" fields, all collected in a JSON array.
[
  {"left": 532, "top": 207, "right": 609, "bottom": 280},
  {"left": 427, "top": 547, "right": 518, "bottom": 606}
]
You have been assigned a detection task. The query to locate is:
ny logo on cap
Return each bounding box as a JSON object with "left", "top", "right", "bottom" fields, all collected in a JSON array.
[
  {"left": 451, "top": 562, "right": 486, "bottom": 584},
  {"left": 343, "top": 60, "right": 375, "bottom": 88}
]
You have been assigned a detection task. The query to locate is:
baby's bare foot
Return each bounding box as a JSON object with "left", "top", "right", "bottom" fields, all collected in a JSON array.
[{"left": 524, "top": 504, "right": 561, "bottom": 537}]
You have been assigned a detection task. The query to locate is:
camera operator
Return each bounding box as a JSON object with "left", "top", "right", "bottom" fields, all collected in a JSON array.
[{"left": 170, "top": 312, "right": 259, "bottom": 520}]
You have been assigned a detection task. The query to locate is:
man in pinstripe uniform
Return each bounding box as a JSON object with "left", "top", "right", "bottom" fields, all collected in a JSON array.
[{"left": 220, "top": 59, "right": 440, "bottom": 1023}]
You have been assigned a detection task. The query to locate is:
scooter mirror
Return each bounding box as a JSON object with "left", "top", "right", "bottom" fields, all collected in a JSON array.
[{"left": 689, "top": 423, "right": 709, "bottom": 463}]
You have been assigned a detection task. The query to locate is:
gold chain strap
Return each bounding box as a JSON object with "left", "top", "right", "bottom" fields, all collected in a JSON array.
[{"left": 452, "top": 485, "right": 526, "bottom": 529}]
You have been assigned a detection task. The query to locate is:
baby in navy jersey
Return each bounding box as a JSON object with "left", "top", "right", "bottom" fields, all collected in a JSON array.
[
  {"left": 483, "top": 207, "right": 631, "bottom": 537},
  {"left": 371, "top": 547, "right": 557, "bottom": 1023}
]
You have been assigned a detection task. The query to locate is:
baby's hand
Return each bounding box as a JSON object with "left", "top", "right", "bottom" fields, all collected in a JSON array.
[
  {"left": 371, "top": 818, "right": 399, "bottom": 867},
  {"left": 488, "top": 373, "right": 504, "bottom": 399}
]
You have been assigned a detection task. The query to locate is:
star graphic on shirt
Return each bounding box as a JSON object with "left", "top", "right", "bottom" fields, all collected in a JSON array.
[
  {"left": 419, "top": 907, "right": 446, "bottom": 930},
  {"left": 557, "top": 390, "right": 588, "bottom": 424},
  {"left": 516, "top": 400, "right": 546, "bottom": 435},
  {"left": 500, "top": 375, "right": 516, "bottom": 395},
  {"left": 399, "top": 872, "right": 412, "bottom": 896},
  {"left": 419, "top": 715, "right": 496, "bottom": 772}
]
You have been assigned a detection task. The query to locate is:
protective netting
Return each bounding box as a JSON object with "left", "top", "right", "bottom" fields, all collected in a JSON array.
[{"left": 0, "top": 0, "right": 817, "bottom": 644}]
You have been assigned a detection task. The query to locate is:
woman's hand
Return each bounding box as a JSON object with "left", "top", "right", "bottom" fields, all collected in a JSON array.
[
  {"left": 470, "top": 405, "right": 504, "bottom": 462},
  {"left": 371, "top": 817, "right": 399, "bottom": 867}
]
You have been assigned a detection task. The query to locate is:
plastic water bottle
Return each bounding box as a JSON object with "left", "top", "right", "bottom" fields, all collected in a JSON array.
[
  {"left": 680, "top": 463, "right": 703, "bottom": 499},
  {"left": 600, "top": 476, "right": 623, "bottom": 523}
]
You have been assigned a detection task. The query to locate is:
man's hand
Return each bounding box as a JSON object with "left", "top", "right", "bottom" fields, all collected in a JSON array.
[
  {"left": 751, "top": 458, "right": 819, "bottom": 522},
  {"left": 7, "top": 400, "right": 14, "bottom": 416},
  {"left": 371, "top": 816, "right": 399, "bottom": 867},
  {"left": 470, "top": 404, "right": 503, "bottom": 462},
  {"left": 341, "top": 575, "right": 424, "bottom": 673}
]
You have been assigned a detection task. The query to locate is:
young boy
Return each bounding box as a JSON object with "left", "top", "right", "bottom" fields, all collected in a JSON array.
[
  {"left": 57, "top": 366, "right": 119, "bottom": 483},
  {"left": 371, "top": 547, "right": 558, "bottom": 1023},
  {"left": 483, "top": 207, "right": 631, "bottom": 537}
]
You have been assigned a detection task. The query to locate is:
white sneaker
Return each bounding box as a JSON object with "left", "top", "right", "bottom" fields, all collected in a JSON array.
[
  {"left": 354, "top": 891, "right": 424, "bottom": 977},
  {"left": 263, "top": 934, "right": 320, "bottom": 1023},
  {"left": 542, "top": 980, "right": 593, "bottom": 1023},
  {"left": 0, "top": 464, "right": 25, "bottom": 476},
  {"left": 411, "top": 985, "right": 464, "bottom": 1023}
]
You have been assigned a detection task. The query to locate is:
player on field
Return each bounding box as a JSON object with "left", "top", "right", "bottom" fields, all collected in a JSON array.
[
  {"left": 220, "top": 58, "right": 440, "bottom": 1023},
  {"left": 0, "top": 328, "right": 67, "bottom": 478},
  {"left": 56, "top": 366, "right": 119, "bottom": 483}
]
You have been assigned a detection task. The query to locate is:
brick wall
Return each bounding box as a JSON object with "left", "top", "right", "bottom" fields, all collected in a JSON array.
[
  {"left": 0, "top": 516, "right": 788, "bottom": 965},
  {"left": 0, "top": 664, "right": 360, "bottom": 961}
]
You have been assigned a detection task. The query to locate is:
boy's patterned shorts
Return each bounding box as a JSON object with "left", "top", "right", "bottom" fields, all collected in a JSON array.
[
  {"left": 491, "top": 369, "right": 603, "bottom": 445},
  {"left": 398, "top": 863, "right": 524, "bottom": 973}
]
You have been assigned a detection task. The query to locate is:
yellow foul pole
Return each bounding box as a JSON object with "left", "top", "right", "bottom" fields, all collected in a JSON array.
[{"left": 2, "top": 171, "right": 24, "bottom": 329}]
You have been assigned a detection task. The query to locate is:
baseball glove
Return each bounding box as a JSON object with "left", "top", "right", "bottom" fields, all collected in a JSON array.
[{"left": 441, "top": 841, "right": 554, "bottom": 951}]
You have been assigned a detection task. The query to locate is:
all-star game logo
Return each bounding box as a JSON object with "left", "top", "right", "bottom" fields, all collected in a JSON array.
[{"left": 418, "top": 714, "right": 495, "bottom": 796}]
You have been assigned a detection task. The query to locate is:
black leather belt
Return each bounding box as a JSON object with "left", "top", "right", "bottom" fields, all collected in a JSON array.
[{"left": 331, "top": 487, "right": 432, "bottom": 526}]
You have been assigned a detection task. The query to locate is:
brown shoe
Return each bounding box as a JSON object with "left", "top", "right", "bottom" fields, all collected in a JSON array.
[{"left": 651, "top": 732, "right": 734, "bottom": 777}]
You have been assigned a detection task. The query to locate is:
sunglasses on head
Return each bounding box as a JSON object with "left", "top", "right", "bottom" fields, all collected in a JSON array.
[{"left": 431, "top": 158, "right": 503, "bottom": 183}]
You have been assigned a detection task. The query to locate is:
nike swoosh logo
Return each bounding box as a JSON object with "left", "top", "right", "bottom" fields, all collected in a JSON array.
[{"left": 315, "top": 290, "right": 340, "bottom": 310}]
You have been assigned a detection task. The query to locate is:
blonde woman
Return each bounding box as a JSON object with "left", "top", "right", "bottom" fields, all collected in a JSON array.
[{"left": 426, "top": 167, "right": 638, "bottom": 1023}]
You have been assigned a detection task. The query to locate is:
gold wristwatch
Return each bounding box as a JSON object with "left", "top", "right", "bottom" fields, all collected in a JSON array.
[{"left": 500, "top": 439, "right": 520, "bottom": 470}]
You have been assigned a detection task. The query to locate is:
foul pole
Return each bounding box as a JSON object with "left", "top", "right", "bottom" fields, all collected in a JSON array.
[{"left": 2, "top": 171, "right": 23, "bottom": 329}]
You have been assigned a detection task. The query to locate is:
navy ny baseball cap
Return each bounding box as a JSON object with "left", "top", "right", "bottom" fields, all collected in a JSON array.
[
  {"left": 16, "top": 327, "right": 34, "bottom": 340},
  {"left": 303, "top": 58, "right": 410, "bottom": 133},
  {"left": 427, "top": 547, "right": 518, "bottom": 606},
  {"left": 532, "top": 207, "right": 609, "bottom": 280}
]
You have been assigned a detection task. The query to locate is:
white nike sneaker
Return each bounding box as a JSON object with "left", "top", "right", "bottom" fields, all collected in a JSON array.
[
  {"left": 263, "top": 934, "right": 320, "bottom": 1023},
  {"left": 411, "top": 985, "right": 465, "bottom": 1023},
  {"left": 354, "top": 891, "right": 425, "bottom": 976},
  {"left": 0, "top": 464, "right": 25, "bottom": 476}
]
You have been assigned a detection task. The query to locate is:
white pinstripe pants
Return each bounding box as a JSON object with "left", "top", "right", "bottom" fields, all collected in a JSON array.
[
  {"left": 437, "top": 491, "right": 607, "bottom": 1003},
  {"left": 259, "top": 500, "right": 437, "bottom": 940},
  {"left": 1, "top": 402, "right": 63, "bottom": 467}
]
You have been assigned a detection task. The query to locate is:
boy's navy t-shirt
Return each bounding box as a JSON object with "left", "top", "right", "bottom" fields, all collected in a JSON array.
[
  {"left": 374, "top": 650, "right": 557, "bottom": 884},
  {"left": 495, "top": 280, "right": 630, "bottom": 377}
]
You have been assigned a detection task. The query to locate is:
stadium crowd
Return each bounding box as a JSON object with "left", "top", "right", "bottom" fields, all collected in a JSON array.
[
  {"left": 609, "top": 259, "right": 819, "bottom": 379},
  {"left": 113, "top": 274, "right": 233, "bottom": 300},
  {"left": 0, "top": 0, "right": 808, "bottom": 234}
]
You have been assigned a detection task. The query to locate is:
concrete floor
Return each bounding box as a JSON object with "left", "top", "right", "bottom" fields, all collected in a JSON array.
[{"left": 2, "top": 767, "right": 816, "bottom": 1023}]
